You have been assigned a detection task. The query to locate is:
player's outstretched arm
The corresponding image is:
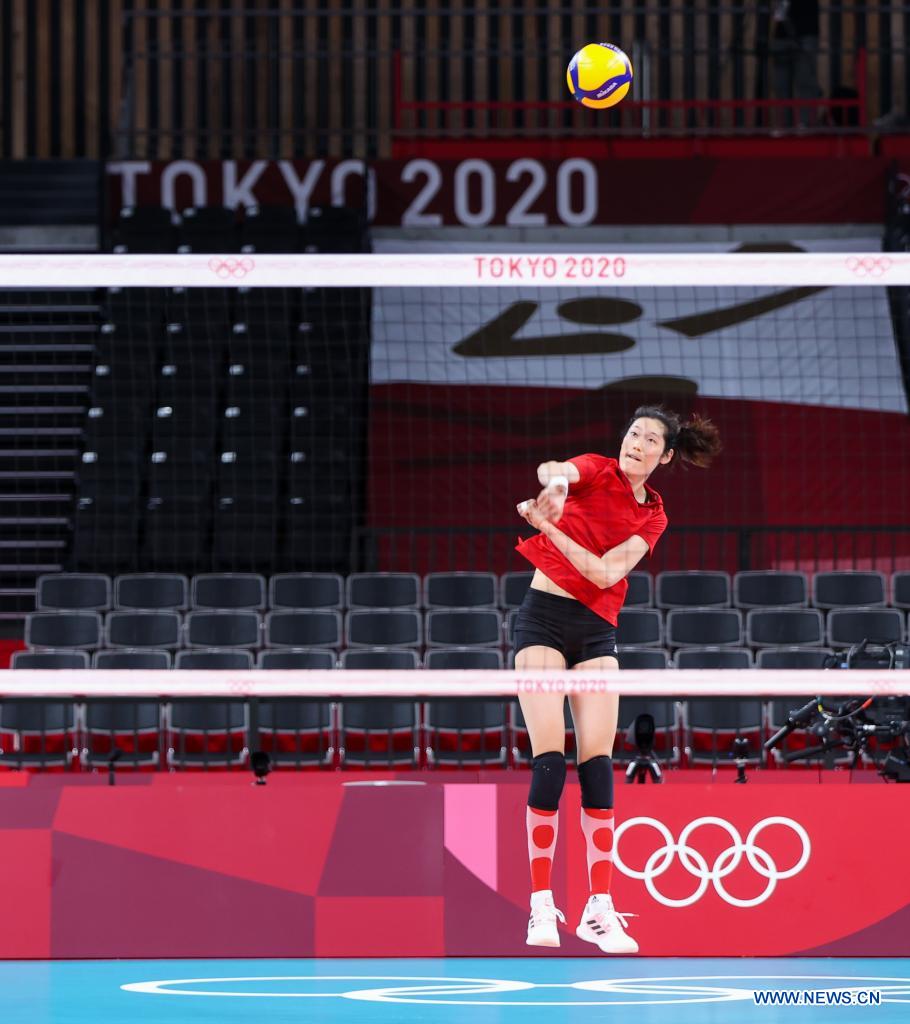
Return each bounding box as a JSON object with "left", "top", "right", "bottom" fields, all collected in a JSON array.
[{"left": 517, "top": 498, "right": 648, "bottom": 590}]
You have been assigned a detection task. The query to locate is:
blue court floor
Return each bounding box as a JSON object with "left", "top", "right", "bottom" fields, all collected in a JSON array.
[{"left": 1, "top": 957, "right": 908, "bottom": 1024}]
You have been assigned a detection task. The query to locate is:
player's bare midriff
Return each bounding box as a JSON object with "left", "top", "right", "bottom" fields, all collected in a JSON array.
[{"left": 529, "top": 568, "right": 577, "bottom": 600}]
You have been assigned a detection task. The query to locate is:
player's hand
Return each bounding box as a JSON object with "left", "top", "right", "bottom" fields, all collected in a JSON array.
[
  {"left": 535, "top": 485, "right": 566, "bottom": 523},
  {"left": 516, "top": 498, "right": 548, "bottom": 531}
]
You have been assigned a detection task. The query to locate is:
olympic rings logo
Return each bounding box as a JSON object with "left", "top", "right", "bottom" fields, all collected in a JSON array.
[
  {"left": 208, "top": 257, "right": 255, "bottom": 279},
  {"left": 612, "top": 816, "right": 811, "bottom": 908},
  {"left": 845, "top": 256, "right": 892, "bottom": 277}
]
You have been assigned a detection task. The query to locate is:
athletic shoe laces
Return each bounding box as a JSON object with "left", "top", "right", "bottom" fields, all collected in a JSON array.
[
  {"left": 529, "top": 902, "right": 566, "bottom": 929},
  {"left": 588, "top": 897, "right": 637, "bottom": 931}
]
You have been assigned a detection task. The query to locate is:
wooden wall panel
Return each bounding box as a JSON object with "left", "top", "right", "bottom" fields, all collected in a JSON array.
[{"left": 0, "top": 3, "right": 905, "bottom": 159}]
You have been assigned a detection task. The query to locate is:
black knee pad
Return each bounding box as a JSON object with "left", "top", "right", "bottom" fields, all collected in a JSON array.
[
  {"left": 528, "top": 751, "right": 567, "bottom": 811},
  {"left": 577, "top": 755, "right": 614, "bottom": 809}
]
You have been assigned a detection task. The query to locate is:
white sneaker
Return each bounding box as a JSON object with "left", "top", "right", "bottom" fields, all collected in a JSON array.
[
  {"left": 575, "top": 893, "right": 639, "bottom": 954},
  {"left": 526, "top": 890, "right": 566, "bottom": 947}
]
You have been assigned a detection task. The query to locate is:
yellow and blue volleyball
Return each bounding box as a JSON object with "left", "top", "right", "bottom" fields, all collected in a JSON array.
[{"left": 567, "top": 42, "right": 633, "bottom": 109}]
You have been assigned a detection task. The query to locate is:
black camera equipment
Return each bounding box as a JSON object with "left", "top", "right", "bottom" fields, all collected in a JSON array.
[
  {"left": 763, "top": 639, "right": 910, "bottom": 780},
  {"left": 250, "top": 750, "right": 272, "bottom": 786},
  {"left": 731, "top": 736, "right": 751, "bottom": 784},
  {"left": 625, "top": 713, "right": 663, "bottom": 784}
]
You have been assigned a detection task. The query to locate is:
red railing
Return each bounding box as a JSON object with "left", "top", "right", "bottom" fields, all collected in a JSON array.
[{"left": 392, "top": 48, "right": 868, "bottom": 139}]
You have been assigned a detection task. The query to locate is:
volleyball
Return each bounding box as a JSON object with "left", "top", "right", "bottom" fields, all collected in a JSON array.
[{"left": 566, "top": 42, "right": 633, "bottom": 109}]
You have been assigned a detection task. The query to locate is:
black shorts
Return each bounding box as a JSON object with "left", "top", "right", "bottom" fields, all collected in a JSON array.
[{"left": 512, "top": 588, "right": 618, "bottom": 669}]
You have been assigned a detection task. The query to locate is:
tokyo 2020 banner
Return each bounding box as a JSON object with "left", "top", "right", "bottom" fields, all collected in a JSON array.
[{"left": 1, "top": 775, "right": 907, "bottom": 958}]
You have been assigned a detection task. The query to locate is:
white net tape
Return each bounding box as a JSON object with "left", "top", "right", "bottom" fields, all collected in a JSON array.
[
  {"left": 0, "top": 252, "right": 907, "bottom": 287},
  {"left": 3, "top": 669, "right": 909, "bottom": 698}
]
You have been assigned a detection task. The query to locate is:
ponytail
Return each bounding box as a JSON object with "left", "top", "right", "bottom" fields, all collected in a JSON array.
[{"left": 673, "top": 413, "right": 722, "bottom": 468}]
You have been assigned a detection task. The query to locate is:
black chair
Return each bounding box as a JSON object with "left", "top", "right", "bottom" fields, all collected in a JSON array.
[
  {"left": 165, "top": 287, "right": 232, "bottom": 332},
  {"left": 185, "top": 611, "right": 261, "bottom": 648},
  {"left": 256, "top": 698, "right": 334, "bottom": 768},
  {"left": 241, "top": 204, "right": 300, "bottom": 253},
  {"left": 105, "top": 611, "right": 182, "bottom": 649},
  {"left": 114, "top": 574, "right": 189, "bottom": 610},
  {"left": 424, "top": 572, "right": 498, "bottom": 608},
  {"left": 733, "top": 571, "right": 808, "bottom": 608},
  {"left": 346, "top": 573, "right": 421, "bottom": 609},
  {"left": 812, "top": 571, "right": 887, "bottom": 609},
  {"left": 265, "top": 610, "right": 342, "bottom": 649},
  {"left": 93, "top": 649, "right": 172, "bottom": 669},
  {"left": 0, "top": 701, "right": 78, "bottom": 769},
  {"left": 269, "top": 573, "right": 344, "bottom": 610},
  {"left": 656, "top": 571, "right": 731, "bottom": 608},
  {"left": 36, "top": 573, "right": 111, "bottom": 611},
  {"left": 500, "top": 571, "right": 533, "bottom": 609},
  {"left": 257, "top": 649, "right": 337, "bottom": 670},
  {"left": 625, "top": 572, "right": 653, "bottom": 607},
  {"left": 425, "top": 609, "right": 502, "bottom": 647},
  {"left": 70, "top": 500, "right": 140, "bottom": 575},
  {"left": 338, "top": 700, "right": 420, "bottom": 768},
  {"left": 25, "top": 611, "right": 102, "bottom": 650},
  {"left": 140, "top": 498, "right": 211, "bottom": 573},
  {"left": 616, "top": 608, "right": 663, "bottom": 647},
  {"left": 11, "top": 651, "right": 89, "bottom": 669},
  {"left": 425, "top": 648, "right": 504, "bottom": 670},
  {"left": 82, "top": 701, "right": 162, "bottom": 769},
  {"left": 617, "top": 647, "right": 669, "bottom": 670},
  {"left": 424, "top": 700, "right": 510, "bottom": 767},
  {"left": 167, "top": 701, "right": 248, "bottom": 768},
  {"left": 756, "top": 647, "right": 835, "bottom": 669},
  {"left": 674, "top": 647, "right": 753, "bottom": 669},
  {"left": 826, "top": 607, "right": 904, "bottom": 648},
  {"left": 506, "top": 608, "right": 521, "bottom": 646},
  {"left": 175, "top": 649, "right": 256, "bottom": 670},
  {"left": 685, "top": 699, "right": 764, "bottom": 766},
  {"left": 177, "top": 206, "right": 239, "bottom": 252},
  {"left": 745, "top": 608, "right": 825, "bottom": 647},
  {"left": 211, "top": 500, "right": 279, "bottom": 573},
  {"left": 192, "top": 573, "right": 267, "bottom": 610},
  {"left": 665, "top": 608, "right": 742, "bottom": 647},
  {"left": 152, "top": 399, "right": 216, "bottom": 461},
  {"left": 114, "top": 206, "right": 178, "bottom": 253},
  {"left": 614, "top": 697, "right": 680, "bottom": 765},
  {"left": 891, "top": 572, "right": 910, "bottom": 610},
  {"left": 346, "top": 609, "right": 422, "bottom": 648},
  {"left": 340, "top": 648, "right": 420, "bottom": 670}
]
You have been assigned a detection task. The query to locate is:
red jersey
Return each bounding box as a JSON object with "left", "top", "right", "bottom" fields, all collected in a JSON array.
[{"left": 516, "top": 454, "right": 668, "bottom": 625}]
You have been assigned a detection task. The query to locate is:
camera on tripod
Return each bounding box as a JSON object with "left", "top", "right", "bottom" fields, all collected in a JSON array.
[{"left": 764, "top": 639, "right": 910, "bottom": 781}]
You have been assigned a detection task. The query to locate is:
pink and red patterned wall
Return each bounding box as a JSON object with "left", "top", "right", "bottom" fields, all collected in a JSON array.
[{"left": 1, "top": 773, "right": 907, "bottom": 959}]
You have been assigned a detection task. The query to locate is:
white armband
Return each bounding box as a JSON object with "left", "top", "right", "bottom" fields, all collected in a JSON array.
[{"left": 547, "top": 474, "right": 569, "bottom": 496}]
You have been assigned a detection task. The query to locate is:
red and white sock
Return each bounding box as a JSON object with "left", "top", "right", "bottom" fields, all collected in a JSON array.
[
  {"left": 527, "top": 805, "right": 558, "bottom": 894},
  {"left": 580, "top": 807, "right": 614, "bottom": 896}
]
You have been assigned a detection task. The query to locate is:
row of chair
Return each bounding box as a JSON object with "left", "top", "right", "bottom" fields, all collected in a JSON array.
[
  {"left": 22, "top": 604, "right": 910, "bottom": 654},
  {"left": 112, "top": 204, "right": 368, "bottom": 256},
  {"left": 35, "top": 570, "right": 910, "bottom": 614},
  {"left": 9, "top": 644, "right": 839, "bottom": 672},
  {"left": 0, "top": 695, "right": 867, "bottom": 772}
]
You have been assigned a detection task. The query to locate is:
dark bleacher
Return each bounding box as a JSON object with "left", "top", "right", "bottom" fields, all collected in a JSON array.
[{"left": 71, "top": 204, "right": 370, "bottom": 581}]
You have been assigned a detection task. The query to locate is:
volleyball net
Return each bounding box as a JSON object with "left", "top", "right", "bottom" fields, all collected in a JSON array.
[
  {"left": 2, "top": 668, "right": 909, "bottom": 774},
  {"left": 3, "top": 248, "right": 910, "bottom": 594}
]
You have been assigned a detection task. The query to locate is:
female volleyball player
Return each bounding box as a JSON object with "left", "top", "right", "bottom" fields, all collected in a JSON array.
[{"left": 513, "top": 405, "right": 720, "bottom": 954}]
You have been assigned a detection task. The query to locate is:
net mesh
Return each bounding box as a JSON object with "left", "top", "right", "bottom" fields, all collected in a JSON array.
[
  {"left": 7, "top": 249, "right": 903, "bottom": 583},
  {"left": 2, "top": 248, "right": 910, "bottom": 609}
]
